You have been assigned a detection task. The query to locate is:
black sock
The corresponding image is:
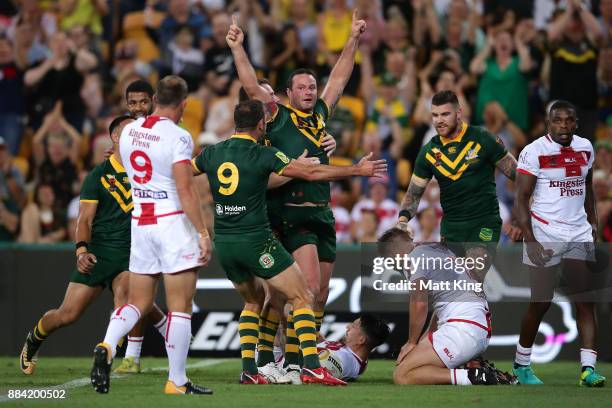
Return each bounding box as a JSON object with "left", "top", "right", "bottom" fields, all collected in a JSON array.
[
  {"left": 582, "top": 365, "right": 594, "bottom": 373},
  {"left": 513, "top": 362, "right": 527, "bottom": 369}
]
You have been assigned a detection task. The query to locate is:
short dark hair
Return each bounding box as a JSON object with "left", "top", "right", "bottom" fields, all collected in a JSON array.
[
  {"left": 359, "top": 313, "right": 390, "bottom": 350},
  {"left": 125, "top": 79, "right": 154, "bottom": 100},
  {"left": 234, "top": 100, "right": 264, "bottom": 131},
  {"left": 431, "top": 90, "right": 459, "bottom": 107},
  {"left": 239, "top": 78, "right": 271, "bottom": 102},
  {"left": 286, "top": 68, "right": 317, "bottom": 90},
  {"left": 379, "top": 227, "right": 412, "bottom": 243},
  {"left": 156, "top": 75, "right": 188, "bottom": 107},
  {"left": 109, "top": 115, "right": 132, "bottom": 136},
  {"left": 548, "top": 99, "right": 577, "bottom": 117}
]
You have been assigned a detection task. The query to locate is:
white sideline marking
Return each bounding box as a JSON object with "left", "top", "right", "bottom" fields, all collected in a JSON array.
[{"left": 0, "top": 359, "right": 227, "bottom": 402}]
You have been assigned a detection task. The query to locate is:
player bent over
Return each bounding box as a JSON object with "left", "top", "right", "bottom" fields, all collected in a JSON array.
[
  {"left": 192, "top": 100, "right": 386, "bottom": 385},
  {"left": 512, "top": 100, "right": 605, "bottom": 387},
  {"left": 90, "top": 76, "right": 213, "bottom": 395},
  {"left": 20, "top": 116, "right": 167, "bottom": 375},
  {"left": 380, "top": 229, "right": 499, "bottom": 386}
]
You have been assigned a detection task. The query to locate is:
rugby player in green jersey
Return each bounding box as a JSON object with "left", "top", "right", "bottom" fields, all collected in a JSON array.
[
  {"left": 19, "top": 116, "right": 167, "bottom": 375},
  {"left": 396, "top": 91, "right": 520, "bottom": 277},
  {"left": 192, "top": 100, "right": 386, "bottom": 385},
  {"left": 227, "top": 11, "right": 366, "bottom": 380}
]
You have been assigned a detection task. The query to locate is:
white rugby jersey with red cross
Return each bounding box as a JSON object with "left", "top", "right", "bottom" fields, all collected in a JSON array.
[
  {"left": 516, "top": 134, "right": 594, "bottom": 227},
  {"left": 119, "top": 115, "right": 194, "bottom": 224}
]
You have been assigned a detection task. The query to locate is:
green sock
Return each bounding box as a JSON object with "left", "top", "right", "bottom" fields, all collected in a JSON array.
[
  {"left": 256, "top": 309, "right": 279, "bottom": 367},
  {"left": 293, "top": 308, "right": 320, "bottom": 369},
  {"left": 238, "top": 310, "right": 260, "bottom": 375},
  {"left": 284, "top": 311, "right": 300, "bottom": 367}
]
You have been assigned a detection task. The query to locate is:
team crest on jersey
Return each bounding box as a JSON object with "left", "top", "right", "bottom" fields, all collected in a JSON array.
[
  {"left": 215, "top": 204, "right": 224, "bottom": 215},
  {"left": 259, "top": 253, "right": 275, "bottom": 269},
  {"left": 447, "top": 147, "right": 457, "bottom": 154},
  {"left": 106, "top": 175, "right": 117, "bottom": 192},
  {"left": 275, "top": 151, "right": 290, "bottom": 164},
  {"left": 123, "top": 177, "right": 129, "bottom": 184},
  {"left": 465, "top": 148, "right": 479, "bottom": 161},
  {"left": 479, "top": 228, "right": 493, "bottom": 242}
]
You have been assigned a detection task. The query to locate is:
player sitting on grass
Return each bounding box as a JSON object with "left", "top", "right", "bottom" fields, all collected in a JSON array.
[{"left": 379, "top": 228, "right": 500, "bottom": 385}]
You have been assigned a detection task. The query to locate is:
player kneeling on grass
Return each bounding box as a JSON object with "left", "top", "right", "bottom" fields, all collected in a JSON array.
[
  {"left": 192, "top": 100, "right": 387, "bottom": 385},
  {"left": 380, "top": 229, "right": 500, "bottom": 386},
  {"left": 317, "top": 314, "right": 390, "bottom": 382}
]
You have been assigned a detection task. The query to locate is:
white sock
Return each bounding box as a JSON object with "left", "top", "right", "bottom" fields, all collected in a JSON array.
[
  {"left": 580, "top": 348, "right": 597, "bottom": 369},
  {"left": 165, "top": 312, "right": 191, "bottom": 386},
  {"left": 154, "top": 315, "right": 168, "bottom": 337},
  {"left": 514, "top": 344, "right": 532, "bottom": 366},
  {"left": 451, "top": 369, "right": 472, "bottom": 385},
  {"left": 125, "top": 336, "right": 144, "bottom": 363},
  {"left": 103, "top": 304, "right": 141, "bottom": 358}
]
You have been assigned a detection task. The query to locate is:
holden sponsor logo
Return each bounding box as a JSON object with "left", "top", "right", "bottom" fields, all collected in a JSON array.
[{"left": 215, "top": 204, "right": 246, "bottom": 215}]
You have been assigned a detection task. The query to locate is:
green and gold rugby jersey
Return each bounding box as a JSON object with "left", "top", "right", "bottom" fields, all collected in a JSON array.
[
  {"left": 192, "top": 134, "right": 290, "bottom": 238},
  {"left": 79, "top": 154, "right": 132, "bottom": 248},
  {"left": 413, "top": 123, "right": 507, "bottom": 222},
  {"left": 265, "top": 99, "right": 330, "bottom": 205}
]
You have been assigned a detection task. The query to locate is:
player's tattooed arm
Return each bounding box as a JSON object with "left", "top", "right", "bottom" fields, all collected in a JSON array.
[
  {"left": 397, "top": 176, "right": 429, "bottom": 222},
  {"left": 495, "top": 153, "right": 518, "bottom": 181},
  {"left": 584, "top": 168, "right": 598, "bottom": 241}
]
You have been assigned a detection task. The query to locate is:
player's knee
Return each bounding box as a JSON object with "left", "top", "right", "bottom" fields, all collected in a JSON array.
[
  {"left": 529, "top": 301, "right": 551, "bottom": 316},
  {"left": 393, "top": 368, "right": 412, "bottom": 385},
  {"left": 58, "top": 308, "right": 81, "bottom": 326}
]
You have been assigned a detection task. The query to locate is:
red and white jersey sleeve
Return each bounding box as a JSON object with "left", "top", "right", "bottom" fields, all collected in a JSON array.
[
  {"left": 120, "top": 116, "right": 194, "bottom": 218},
  {"left": 517, "top": 134, "right": 594, "bottom": 227},
  {"left": 317, "top": 340, "right": 367, "bottom": 381}
]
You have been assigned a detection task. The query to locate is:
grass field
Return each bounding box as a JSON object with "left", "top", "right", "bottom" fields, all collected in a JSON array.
[{"left": 0, "top": 357, "right": 610, "bottom": 407}]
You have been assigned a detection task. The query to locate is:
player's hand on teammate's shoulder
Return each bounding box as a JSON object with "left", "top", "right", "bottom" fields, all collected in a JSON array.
[
  {"left": 226, "top": 15, "right": 244, "bottom": 48},
  {"left": 350, "top": 9, "right": 367, "bottom": 38},
  {"left": 296, "top": 149, "right": 320, "bottom": 166},
  {"left": 356, "top": 152, "right": 388, "bottom": 177},
  {"left": 396, "top": 341, "right": 416, "bottom": 365},
  {"left": 76, "top": 252, "right": 97, "bottom": 274},
  {"left": 321, "top": 132, "right": 337, "bottom": 157},
  {"left": 198, "top": 231, "right": 213, "bottom": 267}
]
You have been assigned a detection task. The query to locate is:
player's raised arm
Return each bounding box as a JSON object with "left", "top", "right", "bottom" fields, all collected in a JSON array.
[
  {"left": 226, "top": 15, "right": 275, "bottom": 107},
  {"left": 320, "top": 9, "right": 366, "bottom": 110},
  {"left": 280, "top": 151, "right": 387, "bottom": 182}
]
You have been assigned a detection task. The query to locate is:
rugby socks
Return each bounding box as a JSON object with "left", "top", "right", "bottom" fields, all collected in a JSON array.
[
  {"left": 28, "top": 319, "right": 48, "bottom": 353},
  {"left": 514, "top": 344, "right": 532, "bottom": 368},
  {"left": 293, "top": 308, "right": 320, "bottom": 369},
  {"left": 165, "top": 312, "right": 191, "bottom": 386},
  {"left": 238, "top": 310, "right": 260, "bottom": 375},
  {"left": 154, "top": 315, "right": 168, "bottom": 337},
  {"left": 103, "top": 304, "right": 141, "bottom": 358},
  {"left": 256, "top": 309, "right": 279, "bottom": 367},
  {"left": 580, "top": 348, "right": 597, "bottom": 372},
  {"left": 125, "top": 337, "right": 144, "bottom": 363},
  {"left": 314, "top": 310, "right": 324, "bottom": 336},
  {"left": 451, "top": 369, "right": 472, "bottom": 385},
  {"left": 284, "top": 311, "right": 301, "bottom": 367}
]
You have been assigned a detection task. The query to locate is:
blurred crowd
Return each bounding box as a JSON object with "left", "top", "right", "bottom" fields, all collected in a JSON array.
[{"left": 0, "top": 0, "right": 611, "bottom": 245}]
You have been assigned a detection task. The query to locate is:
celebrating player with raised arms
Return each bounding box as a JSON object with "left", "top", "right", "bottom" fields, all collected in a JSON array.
[
  {"left": 226, "top": 10, "right": 366, "bottom": 382},
  {"left": 192, "top": 99, "right": 386, "bottom": 385}
]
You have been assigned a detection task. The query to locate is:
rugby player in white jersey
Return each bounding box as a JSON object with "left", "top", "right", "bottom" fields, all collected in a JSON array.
[
  {"left": 90, "top": 75, "right": 213, "bottom": 395},
  {"left": 512, "top": 100, "right": 605, "bottom": 387},
  {"left": 380, "top": 229, "right": 499, "bottom": 386}
]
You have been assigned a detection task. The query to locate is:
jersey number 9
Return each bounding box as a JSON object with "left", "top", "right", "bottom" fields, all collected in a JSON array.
[
  {"left": 217, "top": 162, "right": 239, "bottom": 195},
  {"left": 130, "top": 150, "right": 153, "bottom": 184}
]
